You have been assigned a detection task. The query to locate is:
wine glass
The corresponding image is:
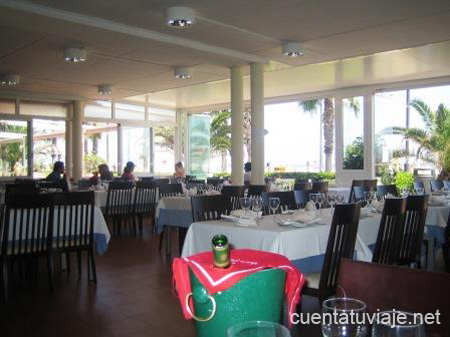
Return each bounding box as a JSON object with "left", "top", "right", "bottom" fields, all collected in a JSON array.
[
  {"left": 372, "top": 311, "right": 425, "bottom": 336},
  {"left": 364, "top": 190, "right": 375, "bottom": 211},
  {"left": 415, "top": 187, "right": 424, "bottom": 195},
  {"left": 239, "top": 197, "right": 252, "bottom": 216},
  {"left": 322, "top": 297, "right": 367, "bottom": 337},
  {"left": 337, "top": 193, "right": 346, "bottom": 205},
  {"left": 316, "top": 193, "right": 325, "bottom": 215},
  {"left": 401, "top": 188, "right": 410, "bottom": 198},
  {"left": 328, "top": 193, "right": 337, "bottom": 215},
  {"left": 309, "top": 193, "right": 318, "bottom": 218},
  {"left": 252, "top": 197, "right": 263, "bottom": 223},
  {"left": 269, "top": 197, "right": 280, "bottom": 224}
]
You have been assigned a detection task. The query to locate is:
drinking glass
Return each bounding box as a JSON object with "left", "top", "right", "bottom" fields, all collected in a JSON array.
[
  {"left": 309, "top": 193, "right": 318, "bottom": 218},
  {"left": 269, "top": 197, "right": 280, "bottom": 223},
  {"left": 372, "top": 311, "right": 425, "bottom": 337},
  {"left": 252, "top": 197, "right": 263, "bottom": 215},
  {"left": 227, "top": 321, "right": 291, "bottom": 337},
  {"left": 317, "top": 193, "right": 325, "bottom": 215},
  {"left": 328, "top": 193, "right": 337, "bottom": 215},
  {"left": 364, "top": 191, "right": 375, "bottom": 211},
  {"left": 337, "top": 193, "right": 346, "bottom": 205},
  {"left": 240, "top": 197, "right": 252, "bottom": 216},
  {"left": 322, "top": 297, "right": 367, "bottom": 337},
  {"left": 401, "top": 189, "right": 410, "bottom": 198},
  {"left": 415, "top": 187, "right": 424, "bottom": 195}
]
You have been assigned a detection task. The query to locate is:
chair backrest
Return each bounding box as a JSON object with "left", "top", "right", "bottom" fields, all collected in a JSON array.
[
  {"left": 294, "top": 182, "right": 312, "bottom": 191},
  {"left": 134, "top": 181, "right": 157, "bottom": 214},
  {"left": 397, "top": 194, "right": 429, "bottom": 266},
  {"left": 140, "top": 177, "right": 154, "bottom": 182},
  {"left": 158, "top": 183, "right": 183, "bottom": 198},
  {"left": 376, "top": 184, "right": 398, "bottom": 198},
  {"left": 53, "top": 191, "right": 95, "bottom": 250},
  {"left": 105, "top": 181, "right": 134, "bottom": 216},
  {"left": 261, "top": 191, "right": 297, "bottom": 214},
  {"left": 186, "top": 180, "right": 206, "bottom": 190},
  {"left": 311, "top": 181, "right": 328, "bottom": 194},
  {"left": 353, "top": 186, "right": 366, "bottom": 202},
  {"left": 2, "top": 193, "right": 55, "bottom": 257},
  {"left": 247, "top": 185, "right": 268, "bottom": 198},
  {"left": 318, "top": 203, "right": 361, "bottom": 300},
  {"left": 78, "top": 179, "right": 94, "bottom": 191},
  {"left": 221, "top": 185, "right": 245, "bottom": 211},
  {"left": 372, "top": 198, "right": 406, "bottom": 265},
  {"left": 14, "top": 178, "right": 37, "bottom": 186},
  {"left": 337, "top": 259, "right": 450, "bottom": 337},
  {"left": 294, "top": 190, "right": 311, "bottom": 208},
  {"left": 38, "top": 180, "right": 69, "bottom": 192},
  {"left": 364, "top": 179, "right": 378, "bottom": 191},
  {"left": 413, "top": 181, "right": 425, "bottom": 190},
  {"left": 430, "top": 179, "right": 444, "bottom": 192},
  {"left": 348, "top": 179, "right": 365, "bottom": 203},
  {"left": 443, "top": 180, "right": 450, "bottom": 189},
  {"left": 206, "top": 178, "right": 223, "bottom": 186},
  {"left": 154, "top": 178, "right": 170, "bottom": 188},
  {"left": 5, "top": 183, "right": 40, "bottom": 196},
  {"left": 191, "top": 195, "right": 230, "bottom": 222}
]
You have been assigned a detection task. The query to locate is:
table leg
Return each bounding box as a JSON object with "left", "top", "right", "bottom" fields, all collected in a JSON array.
[{"left": 165, "top": 226, "right": 171, "bottom": 256}]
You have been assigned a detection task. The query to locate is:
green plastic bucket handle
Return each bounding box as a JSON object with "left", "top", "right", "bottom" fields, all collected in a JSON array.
[{"left": 186, "top": 287, "right": 217, "bottom": 322}]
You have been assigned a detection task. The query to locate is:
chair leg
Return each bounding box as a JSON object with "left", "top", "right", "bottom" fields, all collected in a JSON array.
[
  {"left": 77, "top": 251, "right": 82, "bottom": 277},
  {"left": 47, "top": 254, "right": 54, "bottom": 291},
  {"left": 88, "top": 248, "right": 97, "bottom": 284},
  {"left": 179, "top": 228, "right": 187, "bottom": 255},
  {"left": 443, "top": 243, "right": 450, "bottom": 273},
  {"left": 158, "top": 226, "right": 165, "bottom": 252},
  {"left": 66, "top": 253, "right": 71, "bottom": 275},
  {"left": 2, "top": 260, "right": 8, "bottom": 302}
]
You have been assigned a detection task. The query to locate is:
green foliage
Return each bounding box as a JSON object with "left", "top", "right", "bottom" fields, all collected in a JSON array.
[
  {"left": 210, "top": 109, "right": 231, "bottom": 154},
  {"left": 343, "top": 137, "right": 364, "bottom": 170},
  {"left": 212, "top": 172, "right": 231, "bottom": 178},
  {"left": 394, "top": 171, "right": 414, "bottom": 191},
  {"left": 377, "top": 164, "right": 395, "bottom": 185},
  {"left": 266, "top": 171, "right": 336, "bottom": 182},
  {"left": 154, "top": 126, "right": 175, "bottom": 150},
  {"left": 84, "top": 154, "right": 106, "bottom": 175},
  {"left": 0, "top": 122, "right": 27, "bottom": 176}
]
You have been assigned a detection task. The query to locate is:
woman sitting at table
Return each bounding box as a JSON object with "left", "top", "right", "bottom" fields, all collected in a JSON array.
[
  {"left": 98, "top": 164, "right": 113, "bottom": 181},
  {"left": 173, "top": 161, "right": 186, "bottom": 182},
  {"left": 121, "top": 161, "right": 137, "bottom": 181}
]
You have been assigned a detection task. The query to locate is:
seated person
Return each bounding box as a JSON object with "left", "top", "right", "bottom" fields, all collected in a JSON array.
[
  {"left": 244, "top": 162, "right": 251, "bottom": 182},
  {"left": 173, "top": 161, "right": 186, "bottom": 182},
  {"left": 98, "top": 164, "right": 113, "bottom": 181},
  {"left": 46, "top": 161, "right": 66, "bottom": 182},
  {"left": 121, "top": 161, "right": 137, "bottom": 181}
]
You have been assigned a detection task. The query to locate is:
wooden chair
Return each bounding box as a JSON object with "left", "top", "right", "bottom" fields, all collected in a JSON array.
[
  {"left": 348, "top": 180, "right": 365, "bottom": 203},
  {"left": 353, "top": 186, "right": 366, "bottom": 203},
  {"left": 337, "top": 259, "right": 450, "bottom": 337},
  {"left": 430, "top": 179, "right": 444, "bottom": 192},
  {"left": 261, "top": 191, "right": 297, "bottom": 215},
  {"left": 6, "top": 183, "right": 40, "bottom": 196},
  {"left": 247, "top": 185, "right": 268, "bottom": 198},
  {"left": 39, "top": 180, "right": 69, "bottom": 192},
  {"left": 444, "top": 215, "right": 450, "bottom": 272},
  {"left": 53, "top": 191, "right": 97, "bottom": 283},
  {"left": 376, "top": 184, "right": 398, "bottom": 199},
  {"left": 364, "top": 179, "right": 378, "bottom": 191},
  {"left": 398, "top": 194, "right": 429, "bottom": 268},
  {"left": 133, "top": 181, "right": 157, "bottom": 234},
  {"left": 206, "top": 178, "right": 223, "bottom": 186},
  {"left": 372, "top": 198, "right": 406, "bottom": 265},
  {"left": 303, "top": 203, "right": 361, "bottom": 303},
  {"left": 191, "top": 195, "right": 230, "bottom": 222},
  {"left": 158, "top": 183, "right": 183, "bottom": 197},
  {"left": 104, "top": 181, "right": 134, "bottom": 235},
  {"left": 294, "top": 190, "right": 311, "bottom": 208},
  {"left": 1, "top": 193, "right": 55, "bottom": 300},
  {"left": 221, "top": 185, "right": 245, "bottom": 211},
  {"left": 311, "top": 181, "right": 328, "bottom": 194},
  {"left": 78, "top": 179, "right": 94, "bottom": 190},
  {"left": 140, "top": 177, "right": 154, "bottom": 182},
  {"left": 294, "top": 182, "right": 312, "bottom": 191},
  {"left": 186, "top": 180, "right": 206, "bottom": 191},
  {"left": 154, "top": 178, "right": 170, "bottom": 188}
]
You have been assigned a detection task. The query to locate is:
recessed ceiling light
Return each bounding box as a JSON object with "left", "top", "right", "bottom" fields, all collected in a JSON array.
[
  {"left": 0, "top": 74, "right": 20, "bottom": 86},
  {"left": 98, "top": 84, "right": 113, "bottom": 95},
  {"left": 282, "top": 42, "right": 304, "bottom": 57},
  {"left": 174, "top": 67, "right": 193, "bottom": 79},
  {"left": 64, "top": 47, "right": 87, "bottom": 63},
  {"left": 166, "top": 7, "right": 195, "bottom": 28}
]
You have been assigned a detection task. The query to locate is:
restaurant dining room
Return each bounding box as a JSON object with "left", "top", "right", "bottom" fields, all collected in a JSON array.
[{"left": 1, "top": 0, "right": 450, "bottom": 336}]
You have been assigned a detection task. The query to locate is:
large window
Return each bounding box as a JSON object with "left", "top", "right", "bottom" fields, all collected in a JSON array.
[
  {"left": 0, "top": 120, "right": 28, "bottom": 177},
  {"left": 154, "top": 126, "right": 175, "bottom": 176},
  {"left": 84, "top": 101, "right": 112, "bottom": 119},
  {"left": 122, "top": 126, "right": 150, "bottom": 175},
  {"left": 188, "top": 115, "right": 210, "bottom": 177},
  {"left": 32, "top": 119, "right": 66, "bottom": 178},
  {"left": 115, "top": 103, "right": 145, "bottom": 121},
  {"left": 342, "top": 96, "right": 364, "bottom": 170},
  {"left": 82, "top": 122, "right": 118, "bottom": 176}
]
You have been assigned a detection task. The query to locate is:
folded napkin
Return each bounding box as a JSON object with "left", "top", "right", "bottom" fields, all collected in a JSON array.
[
  {"left": 205, "top": 189, "right": 221, "bottom": 196},
  {"left": 230, "top": 209, "right": 261, "bottom": 219},
  {"left": 360, "top": 207, "right": 375, "bottom": 217},
  {"left": 372, "top": 199, "right": 384, "bottom": 213},
  {"left": 292, "top": 211, "right": 317, "bottom": 224},
  {"left": 221, "top": 213, "right": 257, "bottom": 226},
  {"left": 304, "top": 201, "right": 316, "bottom": 212}
]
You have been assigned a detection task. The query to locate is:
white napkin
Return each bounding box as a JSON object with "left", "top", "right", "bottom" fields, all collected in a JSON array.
[
  {"left": 230, "top": 210, "right": 261, "bottom": 219},
  {"left": 269, "top": 184, "right": 280, "bottom": 192},
  {"left": 292, "top": 211, "right": 316, "bottom": 223},
  {"left": 206, "top": 189, "right": 221, "bottom": 196},
  {"left": 360, "top": 207, "right": 375, "bottom": 217},
  {"left": 304, "top": 201, "right": 316, "bottom": 212},
  {"left": 429, "top": 195, "right": 445, "bottom": 206},
  {"left": 372, "top": 199, "right": 384, "bottom": 213},
  {"left": 186, "top": 187, "right": 198, "bottom": 197},
  {"left": 222, "top": 212, "right": 258, "bottom": 226}
]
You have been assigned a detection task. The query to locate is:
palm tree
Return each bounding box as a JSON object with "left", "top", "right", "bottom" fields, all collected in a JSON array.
[
  {"left": 298, "top": 98, "right": 360, "bottom": 171},
  {"left": 387, "top": 99, "right": 450, "bottom": 173},
  {"left": 154, "top": 126, "right": 175, "bottom": 150},
  {"left": 210, "top": 109, "right": 231, "bottom": 172}
]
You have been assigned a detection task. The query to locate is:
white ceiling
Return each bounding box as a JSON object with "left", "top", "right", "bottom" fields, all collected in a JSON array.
[{"left": 0, "top": 0, "right": 450, "bottom": 102}]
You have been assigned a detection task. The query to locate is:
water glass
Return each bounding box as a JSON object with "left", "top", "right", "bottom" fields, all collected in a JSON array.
[
  {"left": 322, "top": 297, "right": 367, "bottom": 337},
  {"left": 372, "top": 311, "right": 425, "bottom": 337},
  {"left": 415, "top": 187, "right": 424, "bottom": 195},
  {"left": 317, "top": 193, "right": 325, "bottom": 215},
  {"left": 401, "top": 189, "right": 410, "bottom": 198},
  {"left": 336, "top": 193, "right": 346, "bottom": 205},
  {"left": 252, "top": 197, "right": 263, "bottom": 215},
  {"left": 240, "top": 197, "right": 252, "bottom": 215},
  {"left": 227, "top": 321, "right": 291, "bottom": 337},
  {"left": 364, "top": 191, "right": 375, "bottom": 211},
  {"left": 269, "top": 197, "right": 280, "bottom": 223}
]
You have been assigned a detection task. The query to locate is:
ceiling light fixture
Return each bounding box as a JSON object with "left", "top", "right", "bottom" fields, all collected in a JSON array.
[
  {"left": 0, "top": 74, "right": 20, "bottom": 86},
  {"left": 166, "top": 7, "right": 195, "bottom": 28},
  {"left": 64, "top": 47, "right": 87, "bottom": 63},
  {"left": 98, "top": 84, "right": 113, "bottom": 95},
  {"left": 174, "top": 67, "right": 193, "bottom": 79},
  {"left": 282, "top": 42, "right": 304, "bottom": 57}
]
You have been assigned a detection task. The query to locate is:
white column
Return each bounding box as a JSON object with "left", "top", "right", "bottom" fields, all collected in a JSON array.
[
  {"left": 230, "top": 66, "right": 244, "bottom": 185},
  {"left": 364, "top": 93, "right": 375, "bottom": 178},
  {"left": 250, "top": 63, "right": 265, "bottom": 185},
  {"left": 72, "top": 100, "right": 84, "bottom": 181},
  {"left": 65, "top": 119, "right": 73, "bottom": 178}
]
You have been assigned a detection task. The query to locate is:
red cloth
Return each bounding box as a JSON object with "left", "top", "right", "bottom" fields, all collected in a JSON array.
[{"left": 173, "top": 249, "right": 305, "bottom": 326}]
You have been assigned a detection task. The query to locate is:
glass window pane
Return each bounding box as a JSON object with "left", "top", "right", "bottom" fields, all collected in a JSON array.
[
  {"left": 188, "top": 115, "right": 210, "bottom": 178},
  {"left": 33, "top": 119, "right": 66, "bottom": 178},
  {"left": 148, "top": 107, "right": 176, "bottom": 123},
  {"left": 115, "top": 103, "right": 145, "bottom": 120},
  {"left": 0, "top": 120, "right": 28, "bottom": 177},
  {"left": 343, "top": 96, "right": 364, "bottom": 170},
  {"left": 209, "top": 109, "right": 231, "bottom": 175},
  {"left": 84, "top": 101, "right": 112, "bottom": 118},
  {"left": 122, "top": 126, "right": 150, "bottom": 175},
  {"left": 154, "top": 126, "right": 176, "bottom": 175},
  {"left": 82, "top": 122, "right": 118, "bottom": 176},
  {"left": 21, "top": 101, "right": 68, "bottom": 117},
  {"left": 0, "top": 99, "right": 15, "bottom": 114}
]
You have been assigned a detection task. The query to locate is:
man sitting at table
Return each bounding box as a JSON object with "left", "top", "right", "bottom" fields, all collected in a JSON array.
[
  {"left": 46, "top": 161, "right": 66, "bottom": 182},
  {"left": 121, "top": 161, "right": 137, "bottom": 181}
]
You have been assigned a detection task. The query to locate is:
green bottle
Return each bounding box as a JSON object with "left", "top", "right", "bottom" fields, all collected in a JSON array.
[{"left": 212, "top": 234, "right": 230, "bottom": 268}]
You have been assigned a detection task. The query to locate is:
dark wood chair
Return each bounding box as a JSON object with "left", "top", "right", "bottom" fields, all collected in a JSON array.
[
  {"left": 376, "top": 184, "right": 398, "bottom": 199},
  {"left": 372, "top": 198, "right": 407, "bottom": 265},
  {"left": 104, "top": 181, "right": 134, "bottom": 235},
  {"left": 348, "top": 179, "right": 365, "bottom": 203},
  {"left": 221, "top": 185, "right": 245, "bottom": 211},
  {"left": 53, "top": 191, "right": 97, "bottom": 283},
  {"left": 430, "top": 179, "right": 444, "bottom": 192},
  {"left": 133, "top": 181, "right": 157, "bottom": 234},
  {"left": 191, "top": 195, "right": 230, "bottom": 222},
  {"left": 206, "top": 178, "right": 223, "bottom": 186},
  {"left": 444, "top": 215, "right": 450, "bottom": 273},
  {"left": 353, "top": 186, "right": 366, "bottom": 203},
  {"left": 154, "top": 178, "right": 170, "bottom": 188},
  {"left": 186, "top": 180, "right": 206, "bottom": 191},
  {"left": 158, "top": 183, "right": 183, "bottom": 197},
  {"left": 1, "top": 193, "right": 55, "bottom": 300},
  {"left": 5, "top": 183, "right": 40, "bottom": 196},
  {"left": 303, "top": 203, "right": 361, "bottom": 303},
  {"left": 78, "top": 179, "right": 94, "bottom": 190},
  {"left": 261, "top": 191, "right": 297, "bottom": 215},
  {"left": 337, "top": 259, "right": 450, "bottom": 337},
  {"left": 294, "top": 190, "right": 311, "bottom": 208},
  {"left": 140, "top": 177, "right": 154, "bottom": 182},
  {"left": 398, "top": 194, "right": 429, "bottom": 268},
  {"left": 311, "top": 181, "right": 328, "bottom": 194},
  {"left": 294, "top": 182, "right": 312, "bottom": 191},
  {"left": 247, "top": 185, "right": 268, "bottom": 198},
  {"left": 364, "top": 179, "right": 378, "bottom": 191},
  {"left": 39, "top": 180, "right": 69, "bottom": 192}
]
